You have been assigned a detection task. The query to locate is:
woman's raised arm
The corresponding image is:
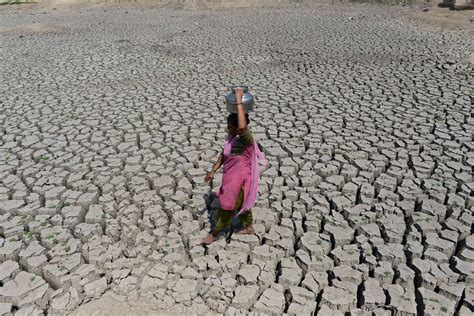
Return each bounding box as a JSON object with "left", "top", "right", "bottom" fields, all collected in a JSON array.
[{"left": 235, "top": 87, "right": 248, "bottom": 134}]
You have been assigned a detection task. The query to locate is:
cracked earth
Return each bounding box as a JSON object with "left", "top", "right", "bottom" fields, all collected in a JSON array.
[{"left": 0, "top": 2, "right": 473, "bottom": 315}]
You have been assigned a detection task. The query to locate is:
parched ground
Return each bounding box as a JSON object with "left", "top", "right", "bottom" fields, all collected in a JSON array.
[{"left": 0, "top": 1, "right": 473, "bottom": 315}]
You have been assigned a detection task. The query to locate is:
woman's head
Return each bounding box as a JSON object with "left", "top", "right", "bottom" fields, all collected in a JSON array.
[{"left": 227, "top": 113, "right": 250, "bottom": 136}]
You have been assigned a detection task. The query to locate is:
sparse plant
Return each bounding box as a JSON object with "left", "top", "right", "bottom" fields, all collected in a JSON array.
[{"left": 25, "top": 231, "right": 35, "bottom": 239}]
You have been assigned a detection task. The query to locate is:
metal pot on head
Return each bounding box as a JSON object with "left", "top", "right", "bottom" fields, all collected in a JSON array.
[{"left": 225, "top": 84, "right": 254, "bottom": 114}]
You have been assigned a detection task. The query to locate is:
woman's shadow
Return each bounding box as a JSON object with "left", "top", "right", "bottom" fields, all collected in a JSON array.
[{"left": 199, "top": 182, "right": 242, "bottom": 243}]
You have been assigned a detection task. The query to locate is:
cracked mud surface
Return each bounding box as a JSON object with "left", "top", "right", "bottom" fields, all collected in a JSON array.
[{"left": 0, "top": 2, "right": 473, "bottom": 315}]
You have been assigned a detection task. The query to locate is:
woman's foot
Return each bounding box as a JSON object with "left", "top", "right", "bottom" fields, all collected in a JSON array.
[
  {"left": 237, "top": 224, "right": 255, "bottom": 235},
  {"left": 202, "top": 234, "right": 216, "bottom": 245}
]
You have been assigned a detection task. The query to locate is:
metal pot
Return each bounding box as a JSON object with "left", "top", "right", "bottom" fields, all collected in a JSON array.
[{"left": 225, "top": 84, "right": 254, "bottom": 113}]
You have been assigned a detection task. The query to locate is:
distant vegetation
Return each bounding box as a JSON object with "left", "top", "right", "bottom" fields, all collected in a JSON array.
[{"left": 0, "top": 0, "right": 37, "bottom": 5}]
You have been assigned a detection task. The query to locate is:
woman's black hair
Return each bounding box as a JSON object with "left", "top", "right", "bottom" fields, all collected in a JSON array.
[{"left": 227, "top": 113, "right": 250, "bottom": 128}]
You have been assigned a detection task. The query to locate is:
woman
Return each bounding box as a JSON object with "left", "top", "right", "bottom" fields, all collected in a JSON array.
[{"left": 202, "top": 87, "right": 265, "bottom": 245}]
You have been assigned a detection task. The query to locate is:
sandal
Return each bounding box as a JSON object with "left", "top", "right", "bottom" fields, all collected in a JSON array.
[
  {"left": 237, "top": 225, "right": 255, "bottom": 235},
  {"left": 202, "top": 234, "right": 216, "bottom": 245}
]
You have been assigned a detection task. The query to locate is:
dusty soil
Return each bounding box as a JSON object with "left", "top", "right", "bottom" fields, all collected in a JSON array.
[
  {"left": 0, "top": 0, "right": 472, "bottom": 315},
  {"left": 403, "top": 3, "right": 474, "bottom": 34},
  {"left": 69, "top": 294, "right": 193, "bottom": 316},
  {"left": 3, "top": 0, "right": 473, "bottom": 32}
]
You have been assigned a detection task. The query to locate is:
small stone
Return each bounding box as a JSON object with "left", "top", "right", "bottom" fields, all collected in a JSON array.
[
  {"left": 85, "top": 205, "right": 105, "bottom": 225},
  {"left": 0, "top": 260, "right": 20, "bottom": 284},
  {"left": 321, "top": 287, "right": 356, "bottom": 312},
  {"left": 419, "top": 287, "right": 456, "bottom": 315},
  {"left": 253, "top": 284, "right": 285, "bottom": 315},
  {"left": 361, "top": 278, "right": 385, "bottom": 309},
  {"left": 278, "top": 257, "right": 303, "bottom": 289},
  {"left": 387, "top": 284, "right": 417, "bottom": 315},
  {"left": 231, "top": 285, "right": 259, "bottom": 309},
  {"left": 0, "top": 271, "right": 50, "bottom": 309},
  {"left": 83, "top": 277, "right": 107, "bottom": 299}
]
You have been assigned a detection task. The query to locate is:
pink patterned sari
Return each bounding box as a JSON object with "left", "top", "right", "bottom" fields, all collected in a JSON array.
[{"left": 216, "top": 134, "right": 266, "bottom": 216}]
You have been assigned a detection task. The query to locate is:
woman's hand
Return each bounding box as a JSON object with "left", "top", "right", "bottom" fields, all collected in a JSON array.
[
  {"left": 204, "top": 171, "right": 215, "bottom": 183},
  {"left": 235, "top": 87, "right": 244, "bottom": 104},
  {"left": 205, "top": 153, "right": 224, "bottom": 183}
]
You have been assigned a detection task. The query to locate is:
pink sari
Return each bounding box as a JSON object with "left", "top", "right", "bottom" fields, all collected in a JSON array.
[{"left": 217, "top": 135, "right": 266, "bottom": 216}]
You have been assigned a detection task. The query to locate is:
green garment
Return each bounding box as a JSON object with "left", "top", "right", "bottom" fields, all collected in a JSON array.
[
  {"left": 230, "top": 130, "right": 254, "bottom": 156},
  {"left": 212, "top": 188, "right": 253, "bottom": 237}
]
